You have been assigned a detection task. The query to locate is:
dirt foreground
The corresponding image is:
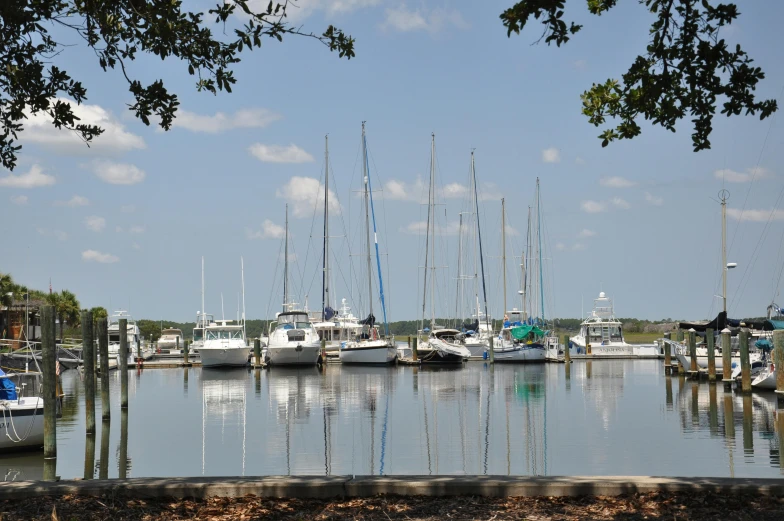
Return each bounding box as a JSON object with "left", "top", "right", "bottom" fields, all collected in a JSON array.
[{"left": 1, "top": 492, "right": 783, "bottom": 520}]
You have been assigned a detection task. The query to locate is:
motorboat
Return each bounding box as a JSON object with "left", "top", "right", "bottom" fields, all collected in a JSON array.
[
  {"left": 0, "top": 370, "right": 43, "bottom": 452},
  {"left": 158, "top": 328, "right": 184, "bottom": 353},
  {"left": 417, "top": 329, "right": 471, "bottom": 363},
  {"left": 199, "top": 320, "right": 250, "bottom": 367},
  {"left": 569, "top": 292, "right": 658, "bottom": 357},
  {"left": 108, "top": 310, "right": 153, "bottom": 364},
  {"left": 265, "top": 311, "right": 322, "bottom": 366}
]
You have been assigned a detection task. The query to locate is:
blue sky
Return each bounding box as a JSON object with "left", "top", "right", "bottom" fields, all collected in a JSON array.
[{"left": 3, "top": 0, "right": 784, "bottom": 322}]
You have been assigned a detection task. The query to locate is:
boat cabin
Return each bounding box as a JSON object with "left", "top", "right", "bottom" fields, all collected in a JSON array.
[
  {"left": 431, "top": 329, "right": 464, "bottom": 343},
  {"left": 579, "top": 293, "right": 625, "bottom": 344}
]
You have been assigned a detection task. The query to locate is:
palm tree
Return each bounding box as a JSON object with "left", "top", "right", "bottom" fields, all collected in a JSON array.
[
  {"left": 89, "top": 306, "right": 108, "bottom": 321},
  {"left": 0, "top": 272, "right": 14, "bottom": 339},
  {"left": 57, "top": 290, "right": 80, "bottom": 342}
]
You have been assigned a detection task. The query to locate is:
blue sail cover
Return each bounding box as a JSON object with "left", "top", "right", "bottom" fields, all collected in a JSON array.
[
  {"left": 324, "top": 307, "right": 336, "bottom": 320},
  {"left": 0, "top": 369, "right": 17, "bottom": 400}
]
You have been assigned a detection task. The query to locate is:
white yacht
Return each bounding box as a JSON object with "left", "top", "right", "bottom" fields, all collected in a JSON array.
[
  {"left": 418, "top": 328, "right": 471, "bottom": 362},
  {"left": 199, "top": 320, "right": 250, "bottom": 367},
  {"left": 339, "top": 123, "right": 397, "bottom": 365},
  {"left": 569, "top": 292, "right": 659, "bottom": 357},
  {"left": 0, "top": 370, "right": 43, "bottom": 452},
  {"left": 108, "top": 311, "right": 152, "bottom": 363},
  {"left": 157, "top": 328, "right": 184, "bottom": 353},
  {"left": 311, "top": 299, "right": 363, "bottom": 353},
  {"left": 266, "top": 311, "right": 322, "bottom": 366}
]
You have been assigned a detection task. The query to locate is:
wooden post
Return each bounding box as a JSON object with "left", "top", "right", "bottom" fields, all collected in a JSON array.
[
  {"left": 320, "top": 337, "right": 327, "bottom": 364},
  {"left": 586, "top": 341, "right": 592, "bottom": 356},
  {"left": 119, "top": 318, "right": 129, "bottom": 409},
  {"left": 412, "top": 337, "right": 418, "bottom": 362},
  {"left": 41, "top": 305, "right": 57, "bottom": 463},
  {"left": 774, "top": 330, "right": 784, "bottom": 408},
  {"left": 81, "top": 310, "right": 96, "bottom": 434},
  {"left": 488, "top": 335, "right": 494, "bottom": 363},
  {"left": 83, "top": 431, "right": 95, "bottom": 480},
  {"left": 708, "top": 381, "right": 719, "bottom": 434},
  {"left": 407, "top": 336, "right": 411, "bottom": 354},
  {"left": 176, "top": 336, "right": 180, "bottom": 354},
  {"left": 254, "top": 338, "right": 261, "bottom": 366},
  {"left": 723, "top": 394, "right": 735, "bottom": 440},
  {"left": 676, "top": 328, "right": 684, "bottom": 342},
  {"left": 721, "top": 328, "right": 732, "bottom": 391},
  {"left": 665, "top": 376, "right": 673, "bottom": 410},
  {"left": 98, "top": 318, "right": 110, "bottom": 421},
  {"left": 742, "top": 393, "right": 754, "bottom": 453},
  {"left": 563, "top": 335, "right": 571, "bottom": 363},
  {"left": 688, "top": 328, "right": 698, "bottom": 376},
  {"left": 706, "top": 328, "right": 716, "bottom": 382},
  {"left": 740, "top": 328, "right": 751, "bottom": 393},
  {"left": 663, "top": 332, "right": 672, "bottom": 375},
  {"left": 184, "top": 340, "right": 189, "bottom": 364}
]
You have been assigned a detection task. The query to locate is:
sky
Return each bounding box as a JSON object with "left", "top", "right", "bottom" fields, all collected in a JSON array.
[{"left": 3, "top": 0, "right": 784, "bottom": 323}]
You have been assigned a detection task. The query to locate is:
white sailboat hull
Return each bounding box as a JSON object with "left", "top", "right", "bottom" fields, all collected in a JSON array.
[
  {"left": 752, "top": 366, "right": 777, "bottom": 389},
  {"left": 0, "top": 398, "right": 44, "bottom": 452},
  {"left": 493, "top": 344, "right": 546, "bottom": 362},
  {"left": 199, "top": 347, "right": 250, "bottom": 367},
  {"left": 340, "top": 341, "right": 397, "bottom": 364},
  {"left": 267, "top": 343, "right": 321, "bottom": 366}
]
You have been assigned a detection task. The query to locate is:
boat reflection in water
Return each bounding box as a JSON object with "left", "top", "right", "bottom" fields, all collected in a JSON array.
[{"left": 35, "top": 361, "right": 784, "bottom": 479}]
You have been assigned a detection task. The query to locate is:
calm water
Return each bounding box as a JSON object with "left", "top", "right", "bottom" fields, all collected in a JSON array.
[{"left": 2, "top": 359, "right": 784, "bottom": 480}]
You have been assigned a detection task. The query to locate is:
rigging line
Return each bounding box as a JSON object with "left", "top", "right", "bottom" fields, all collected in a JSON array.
[
  {"left": 727, "top": 84, "right": 784, "bottom": 257},
  {"left": 264, "top": 238, "right": 286, "bottom": 321},
  {"left": 771, "top": 224, "right": 784, "bottom": 302},
  {"left": 368, "top": 147, "right": 395, "bottom": 323}
]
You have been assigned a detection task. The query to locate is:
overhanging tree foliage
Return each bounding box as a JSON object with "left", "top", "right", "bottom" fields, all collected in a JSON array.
[
  {"left": 501, "top": 0, "right": 778, "bottom": 151},
  {"left": 0, "top": 1, "right": 354, "bottom": 170}
]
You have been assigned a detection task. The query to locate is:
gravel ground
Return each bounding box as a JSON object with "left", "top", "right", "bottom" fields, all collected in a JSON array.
[{"left": 1, "top": 492, "right": 783, "bottom": 520}]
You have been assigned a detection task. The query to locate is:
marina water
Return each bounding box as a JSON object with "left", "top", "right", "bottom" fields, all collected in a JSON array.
[{"left": 2, "top": 358, "right": 783, "bottom": 480}]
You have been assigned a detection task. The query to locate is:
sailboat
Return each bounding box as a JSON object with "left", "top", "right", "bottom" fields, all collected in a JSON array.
[
  {"left": 458, "top": 151, "right": 494, "bottom": 358},
  {"left": 340, "top": 123, "right": 397, "bottom": 365},
  {"left": 198, "top": 258, "right": 251, "bottom": 367},
  {"left": 491, "top": 178, "right": 552, "bottom": 362},
  {"left": 266, "top": 204, "right": 322, "bottom": 366},
  {"left": 417, "top": 134, "right": 471, "bottom": 363},
  {"left": 310, "top": 135, "right": 364, "bottom": 353}
]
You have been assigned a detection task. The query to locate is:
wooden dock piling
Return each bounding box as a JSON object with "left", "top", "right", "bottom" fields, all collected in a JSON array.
[
  {"left": 740, "top": 329, "right": 751, "bottom": 393},
  {"left": 412, "top": 337, "right": 418, "bottom": 362},
  {"left": 723, "top": 393, "right": 735, "bottom": 439},
  {"left": 706, "top": 328, "right": 716, "bottom": 382},
  {"left": 176, "top": 336, "right": 180, "bottom": 353},
  {"left": 688, "top": 328, "right": 698, "bottom": 377},
  {"left": 488, "top": 335, "right": 494, "bottom": 363},
  {"left": 320, "top": 338, "right": 327, "bottom": 365},
  {"left": 254, "top": 338, "right": 261, "bottom": 367},
  {"left": 119, "top": 410, "right": 129, "bottom": 479},
  {"left": 563, "top": 335, "right": 571, "bottom": 363},
  {"left": 184, "top": 340, "right": 190, "bottom": 364},
  {"left": 742, "top": 393, "right": 754, "bottom": 453},
  {"left": 119, "top": 318, "right": 129, "bottom": 409},
  {"left": 83, "top": 431, "right": 95, "bottom": 480},
  {"left": 721, "top": 328, "right": 732, "bottom": 391},
  {"left": 99, "top": 420, "right": 109, "bottom": 480},
  {"left": 663, "top": 332, "right": 672, "bottom": 375},
  {"left": 82, "top": 310, "right": 96, "bottom": 434},
  {"left": 774, "top": 330, "right": 784, "bottom": 407},
  {"left": 41, "top": 305, "right": 57, "bottom": 463},
  {"left": 98, "top": 318, "right": 110, "bottom": 421}
]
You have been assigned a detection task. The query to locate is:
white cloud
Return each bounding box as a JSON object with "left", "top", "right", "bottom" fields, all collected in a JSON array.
[
  {"left": 381, "top": 4, "right": 468, "bottom": 33},
  {"left": 173, "top": 108, "right": 280, "bottom": 133},
  {"left": 572, "top": 243, "right": 586, "bottom": 251},
  {"left": 578, "top": 229, "right": 596, "bottom": 238},
  {"left": 402, "top": 220, "right": 460, "bottom": 235},
  {"left": 384, "top": 178, "right": 498, "bottom": 203},
  {"left": 82, "top": 249, "right": 119, "bottom": 264},
  {"left": 121, "top": 205, "right": 136, "bottom": 213},
  {"left": 89, "top": 160, "right": 146, "bottom": 185},
  {"left": 580, "top": 200, "right": 607, "bottom": 213},
  {"left": 243, "top": 0, "right": 380, "bottom": 22},
  {"left": 275, "top": 176, "right": 340, "bottom": 218},
  {"left": 478, "top": 183, "right": 503, "bottom": 201},
  {"left": 645, "top": 192, "right": 664, "bottom": 206},
  {"left": 248, "top": 143, "right": 314, "bottom": 164},
  {"left": 541, "top": 147, "right": 561, "bottom": 164},
  {"left": 600, "top": 176, "right": 635, "bottom": 188},
  {"left": 0, "top": 164, "right": 55, "bottom": 188},
  {"left": 611, "top": 197, "right": 631, "bottom": 209},
  {"left": 555, "top": 242, "right": 566, "bottom": 251},
  {"left": 129, "top": 225, "right": 145, "bottom": 234},
  {"left": 727, "top": 208, "right": 784, "bottom": 222},
  {"left": 246, "top": 219, "right": 286, "bottom": 240},
  {"left": 505, "top": 225, "right": 519, "bottom": 236},
  {"left": 714, "top": 167, "right": 771, "bottom": 183},
  {"left": 442, "top": 182, "right": 468, "bottom": 199},
  {"left": 10, "top": 195, "right": 28, "bottom": 205},
  {"left": 85, "top": 216, "right": 106, "bottom": 232},
  {"left": 56, "top": 195, "right": 89, "bottom": 207},
  {"left": 24, "top": 98, "right": 144, "bottom": 154}
]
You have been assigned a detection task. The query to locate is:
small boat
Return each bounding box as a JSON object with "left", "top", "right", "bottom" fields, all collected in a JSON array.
[
  {"left": 157, "top": 328, "right": 184, "bottom": 353},
  {"left": 493, "top": 310, "right": 547, "bottom": 363},
  {"left": 266, "top": 311, "right": 322, "bottom": 366},
  {"left": 108, "top": 311, "right": 153, "bottom": 364},
  {"left": 339, "top": 124, "right": 397, "bottom": 365},
  {"left": 418, "top": 329, "right": 471, "bottom": 363},
  {"left": 312, "top": 300, "right": 363, "bottom": 354},
  {"left": 0, "top": 370, "right": 44, "bottom": 452},
  {"left": 198, "top": 258, "right": 251, "bottom": 368},
  {"left": 751, "top": 361, "right": 777, "bottom": 389}
]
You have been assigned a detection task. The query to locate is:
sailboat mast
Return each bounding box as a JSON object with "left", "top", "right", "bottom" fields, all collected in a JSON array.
[
  {"left": 283, "top": 204, "right": 289, "bottom": 312},
  {"left": 322, "top": 135, "right": 329, "bottom": 320},
  {"left": 221, "top": 293, "right": 225, "bottom": 321},
  {"left": 721, "top": 190, "right": 728, "bottom": 315},
  {"left": 201, "top": 256, "right": 205, "bottom": 326},
  {"left": 456, "top": 213, "right": 463, "bottom": 324},
  {"left": 522, "top": 206, "right": 531, "bottom": 319},
  {"left": 241, "top": 257, "right": 246, "bottom": 334},
  {"left": 536, "top": 178, "right": 545, "bottom": 324},
  {"left": 502, "top": 197, "right": 507, "bottom": 316},
  {"left": 429, "top": 134, "right": 436, "bottom": 330},
  {"left": 362, "top": 122, "right": 374, "bottom": 318},
  {"left": 364, "top": 124, "right": 390, "bottom": 336},
  {"left": 471, "top": 151, "right": 491, "bottom": 334}
]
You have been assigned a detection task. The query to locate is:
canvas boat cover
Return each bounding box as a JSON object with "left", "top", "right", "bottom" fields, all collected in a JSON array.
[{"left": 511, "top": 325, "right": 545, "bottom": 340}]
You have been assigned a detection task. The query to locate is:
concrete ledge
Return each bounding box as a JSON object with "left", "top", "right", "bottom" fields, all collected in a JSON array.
[{"left": 1, "top": 476, "right": 784, "bottom": 500}]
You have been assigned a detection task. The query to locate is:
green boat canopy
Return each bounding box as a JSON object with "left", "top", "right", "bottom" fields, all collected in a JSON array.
[{"left": 511, "top": 325, "right": 546, "bottom": 340}]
